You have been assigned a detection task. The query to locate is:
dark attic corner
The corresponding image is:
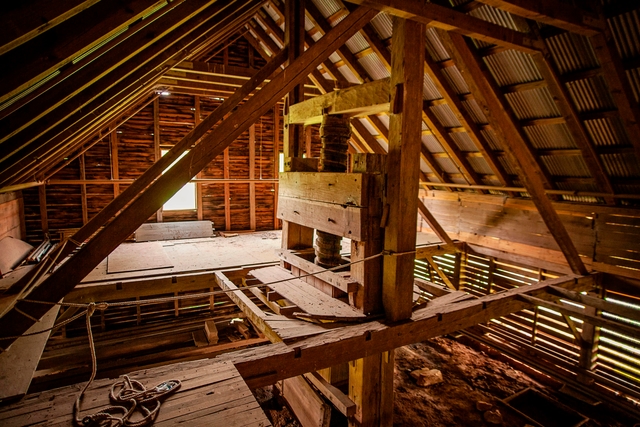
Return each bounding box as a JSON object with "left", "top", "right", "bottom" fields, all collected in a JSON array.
[{"left": 0, "top": 0, "right": 639, "bottom": 426}]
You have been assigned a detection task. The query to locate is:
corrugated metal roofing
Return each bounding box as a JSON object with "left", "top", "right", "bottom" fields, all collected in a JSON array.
[
  {"left": 358, "top": 117, "right": 377, "bottom": 135},
  {"left": 436, "top": 157, "right": 465, "bottom": 175},
  {"left": 540, "top": 155, "right": 591, "bottom": 177},
  {"left": 425, "top": 28, "right": 451, "bottom": 62},
  {"left": 468, "top": 156, "right": 495, "bottom": 175},
  {"left": 371, "top": 12, "right": 393, "bottom": 40},
  {"left": 359, "top": 53, "right": 390, "bottom": 80},
  {"left": 583, "top": 117, "right": 630, "bottom": 146},
  {"left": 337, "top": 64, "right": 360, "bottom": 84},
  {"left": 523, "top": 123, "right": 576, "bottom": 149},
  {"left": 345, "top": 32, "right": 369, "bottom": 54},
  {"left": 483, "top": 50, "right": 542, "bottom": 86},
  {"left": 311, "top": 0, "right": 341, "bottom": 19},
  {"left": 468, "top": 4, "right": 530, "bottom": 33},
  {"left": 430, "top": 104, "right": 462, "bottom": 128},
  {"left": 423, "top": 74, "right": 442, "bottom": 101},
  {"left": 480, "top": 128, "right": 503, "bottom": 150},
  {"left": 628, "top": 67, "right": 640, "bottom": 103},
  {"left": 376, "top": 138, "right": 388, "bottom": 152},
  {"left": 498, "top": 156, "right": 518, "bottom": 175},
  {"left": 420, "top": 158, "right": 432, "bottom": 174},
  {"left": 441, "top": 66, "right": 470, "bottom": 95},
  {"left": 263, "top": 3, "right": 280, "bottom": 24},
  {"left": 608, "top": 9, "right": 640, "bottom": 60},
  {"left": 601, "top": 153, "right": 640, "bottom": 177},
  {"left": 545, "top": 33, "right": 599, "bottom": 75},
  {"left": 449, "top": 131, "right": 478, "bottom": 152},
  {"left": 565, "top": 76, "right": 617, "bottom": 113},
  {"left": 423, "top": 134, "right": 445, "bottom": 153},
  {"left": 376, "top": 113, "right": 390, "bottom": 129},
  {"left": 305, "top": 15, "right": 315, "bottom": 32},
  {"left": 504, "top": 87, "right": 561, "bottom": 120},
  {"left": 462, "top": 99, "right": 488, "bottom": 124},
  {"left": 555, "top": 180, "right": 600, "bottom": 193}
]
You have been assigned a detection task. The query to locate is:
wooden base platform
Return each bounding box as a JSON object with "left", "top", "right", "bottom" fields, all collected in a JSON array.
[{"left": 0, "top": 360, "right": 271, "bottom": 426}]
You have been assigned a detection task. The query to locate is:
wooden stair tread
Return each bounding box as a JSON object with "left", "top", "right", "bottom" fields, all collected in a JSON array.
[{"left": 250, "top": 266, "right": 365, "bottom": 319}]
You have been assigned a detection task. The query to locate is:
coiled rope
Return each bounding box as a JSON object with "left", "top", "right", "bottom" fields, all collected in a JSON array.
[{"left": 1, "top": 248, "right": 416, "bottom": 425}]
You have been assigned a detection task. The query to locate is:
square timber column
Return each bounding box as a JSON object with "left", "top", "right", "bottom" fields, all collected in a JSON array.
[
  {"left": 281, "top": 0, "right": 314, "bottom": 251},
  {"left": 348, "top": 17, "right": 425, "bottom": 427},
  {"left": 383, "top": 17, "right": 425, "bottom": 322}
]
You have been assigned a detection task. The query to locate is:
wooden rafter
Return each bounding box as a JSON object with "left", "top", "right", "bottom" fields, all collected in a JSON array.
[
  {"left": 343, "top": 0, "right": 545, "bottom": 53},
  {"left": 0, "top": 0, "right": 263, "bottom": 187},
  {"left": 0, "top": 5, "right": 379, "bottom": 346},
  {"left": 423, "top": 52, "right": 514, "bottom": 189},
  {"left": 474, "top": 0, "right": 605, "bottom": 36},
  {"left": 442, "top": 31, "right": 588, "bottom": 276},
  {"left": 0, "top": 0, "right": 169, "bottom": 105}
]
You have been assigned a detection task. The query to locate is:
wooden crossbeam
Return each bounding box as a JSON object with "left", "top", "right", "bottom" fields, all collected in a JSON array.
[
  {"left": 0, "top": 5, "right": 379, "bottom": 348},
  {"left": 288, "top": 78, "right": 390, "bottom": 125},
  {"left": 230, "top": 273, "right": 595, "bottom": 388},
  {"left": 343, "top": 0, "right": 545, "bottom": 53},
  {"left": 475, "top": 0, "right": 605, "bottom": 36}
]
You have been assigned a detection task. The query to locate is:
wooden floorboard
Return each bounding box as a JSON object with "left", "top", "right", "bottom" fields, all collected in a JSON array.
[
  {"left": 106, "top": 241, "right": 173, "bottom": 273},
  {"left": 0, "top": 360, "right": 271, "bottom": 426},
  {"left": 250, "top": 266, "right": 365, "bottom": 319}
]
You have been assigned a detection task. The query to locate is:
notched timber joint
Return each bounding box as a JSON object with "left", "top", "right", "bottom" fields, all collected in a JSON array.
[{"left": 392, "top": 83, "right": 404, "bottom": 114}]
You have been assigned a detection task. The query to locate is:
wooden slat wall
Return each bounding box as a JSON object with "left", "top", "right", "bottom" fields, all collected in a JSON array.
[
  {"left": 423, "top": 253, "right": 640, "bottom": 403},
  {"left": 0, "top": 192, "right": 25, "bottom": 240},
  {"left": 418, "top": 191, "right": 640, "bottom": 276}
]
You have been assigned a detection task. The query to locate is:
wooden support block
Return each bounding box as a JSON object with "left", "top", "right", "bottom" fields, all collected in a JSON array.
[
  {"left": 205, "top": 320, "right": 219, "bottom": 344},
  {"left": 304, "top": 372, "right": 356, "bottom": 417},
  {"left": 415, "top": 243, "right": 461, "bottom": 260},
  {"left": 288, "top": 77, "right": 391, "bottom": 125},
  {"left": 280, "top": 376, "right": 331, "bottom": 427},
  {"left": 279, "top": 172, "right": 370, "bottom": 207},
  {"left": 284, "top": 157, "right": 319, "bottom": 172},
  {"left": 278, "top": 249, "right": 359, "bottom": 293},
  {"left": 278, "top": 196, "right": 367, "bottom": 241},
  {"left": 234, "top": 320, "right": 252, "bottom": 340}
]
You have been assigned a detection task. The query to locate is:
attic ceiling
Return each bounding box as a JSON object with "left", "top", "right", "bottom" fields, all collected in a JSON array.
[{"left": 0, "top": 0, "right": 639, "bottom": 207}]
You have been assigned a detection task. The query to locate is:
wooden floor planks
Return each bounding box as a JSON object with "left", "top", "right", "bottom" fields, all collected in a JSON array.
[
  {"left": 250, "top": 266, "right": 365, "bottom": 320},
  {"left": 106, "top": 241, "right": 173, "bottom": 273},
  {"left": 0, "top": 360, "right": 271, "bottom": 426}
]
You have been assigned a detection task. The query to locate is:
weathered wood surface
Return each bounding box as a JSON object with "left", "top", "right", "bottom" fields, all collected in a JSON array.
[
  {"left": 0, "top": 236, "right": 33, "bottom": 275},
  {"left": 135, "top": 220, "right": 214, "bottom": 242},
  {"left": 278, "top": 172, "right": 369, "bottom": 207},
  {"left": 277, "top": 249, "right": 358, "bottom": 294},
  {"left": 277, "top": 196, "right": 366, "bottom": 241},
  {"left": 280, "top": 376, "right": 331, "bottom": 427},
  {"left": 106, "top": 241, "right": 173, "bottom": 273},
  {"left": 250, "top": 266, "right": 365, "bottom": 319},
  {"left": 224, "top": 273, "right": 595, "bottom": 389},
  {"left": 0, "top": 360, "right": 271, "bottom": 426},
  {"left": 0, "top": 305, "right": 59, "bottom": 403}
]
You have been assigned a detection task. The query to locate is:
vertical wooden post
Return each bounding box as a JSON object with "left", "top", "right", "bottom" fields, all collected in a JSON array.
[
  {"left": 383, "top": 17, "right": 425, "bottom": 322},
  {"left": 194, "top": 96, "right": 204, "bottom": 221},
  {"left": 223, "top": 148, "right": 231, "bottom": 231},
  {"left": 273, "top": 106, "right": 281, "bottom": 230},
  {"left": 110, "top": 128, "right": 120, "bottom": 198},
  {"left": 249, "top": 124, "right": 257, "bottom": 230},
  {"left": 38, "top": 184, "right": 49, "bottom": 237},
  {"left": 281, "top": 0, "right": 313, "bottom": 250},
  {"left": 349, "top": 351, "right": 395, "bottom": 427},
  {"left": 153, "top": 98, "right": 163, "bottom": 223},
  {"left": 351, "top": 153, "right": 385, "bottom": 314},
  {"left": 79, "top": 154, "right": 88, "bottom": 225},
  {"left": 305, "top": 125, "right": 313, "bottom": 158}
]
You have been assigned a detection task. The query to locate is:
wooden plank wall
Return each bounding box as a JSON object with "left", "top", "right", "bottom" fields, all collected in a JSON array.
[
  {"left": 0, "top": 192, "right": 25, "bottom": 240},
  {"left": 418, "top": 190, "right": 640, "bottom": 277},
  {"left": 21, "top": 101, "right": 282, "bottom": 243}
]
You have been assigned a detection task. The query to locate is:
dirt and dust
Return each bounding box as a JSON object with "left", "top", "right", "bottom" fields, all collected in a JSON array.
[{"left": 255, "top": 336, "right": 635, "bottom": 427}]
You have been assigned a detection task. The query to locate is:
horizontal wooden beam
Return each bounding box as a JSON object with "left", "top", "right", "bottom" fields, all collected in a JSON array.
[
  {"left": 277, "top": 250, "right": 359, "bottom": 293},
  {"left": 228, "top": 273, "right": 595, "bottom": 388},
  {"left": 288, "top": 78, "right": 390, "bottom": 125},
  {"left": 278, "top": 172, "right": 370, "bottom": 207},
  {"left": 343, "top": 0, "right": 545, "bottom": 52},
  {"left": 277, "top": 196, "right": 367, "bottom": 241}
]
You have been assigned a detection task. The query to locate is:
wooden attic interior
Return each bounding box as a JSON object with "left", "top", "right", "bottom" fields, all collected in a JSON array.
[{"left": 0, "top": 0, "right": 640, "bottom": 425}]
